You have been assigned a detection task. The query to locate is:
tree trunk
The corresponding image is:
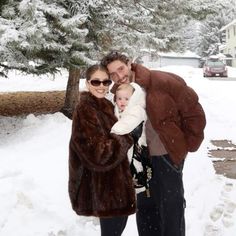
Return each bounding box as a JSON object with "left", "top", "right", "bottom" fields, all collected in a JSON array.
[{"left": 61, "top": 67, "right": 80, "bottom": 119}]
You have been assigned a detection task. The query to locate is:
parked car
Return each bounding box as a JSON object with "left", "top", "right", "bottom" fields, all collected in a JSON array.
[{"left": 203, "top": 60, "right": 228, "bottom": 77}]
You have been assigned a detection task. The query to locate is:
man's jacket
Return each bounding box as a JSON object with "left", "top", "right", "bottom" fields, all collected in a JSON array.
[{"left": 132, "top": 63, "right": 206, "bottom": 165}]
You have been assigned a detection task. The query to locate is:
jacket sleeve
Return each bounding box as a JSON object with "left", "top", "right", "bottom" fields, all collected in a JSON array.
[
  {"left": 69, "top": 105, "right": 133, "bottom": 172},
  {"left": 161, "top": 72, "right": 205, "bottom": 151},
  {"left": 149, "top": 71, "right": 206, "bottom": 153},
  {"left": 111, "top": 106, "right": 146, "bottom": 135},
  {"left": 175, "top": 83, "right": 206, "bottom": 151}
]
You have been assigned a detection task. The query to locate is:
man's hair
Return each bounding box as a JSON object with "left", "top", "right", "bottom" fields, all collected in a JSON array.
[{"left": 101, "top": 51, "right": 129, "bottom": 67}]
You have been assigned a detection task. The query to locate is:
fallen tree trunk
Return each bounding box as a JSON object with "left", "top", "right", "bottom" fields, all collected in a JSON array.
[{"left": 0, "top": 91, "right": 65, "bottom": 116}]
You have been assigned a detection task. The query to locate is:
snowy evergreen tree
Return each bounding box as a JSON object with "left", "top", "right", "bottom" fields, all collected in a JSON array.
[
  {"left": 0, "top": 0, "right": 217, "bottom": 72},
  {"left": 0, "top": 0, "right": 98, "bottom": 74},
  {"left": 0, "top": 0, "right": 218, "bottom": 116},
  {"left": 194, "top": 0, "right": 236, "bottom": 58},
  {"left": 0, "top": 0, "right": 101, "bottom": 117},
  {"left": 181, "top": 20, "right": 202, "bottom": 53},
  {"left": 86, "top": 0, "right": 217, "bottom": 57}
]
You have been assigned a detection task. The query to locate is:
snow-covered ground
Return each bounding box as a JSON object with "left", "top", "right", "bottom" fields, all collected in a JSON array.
[
  {"left": 0, "top": 69, "right": 69, "bottom": 92},
  {"left": 1, "top": 65, "right": 236, "bottom": 236}
]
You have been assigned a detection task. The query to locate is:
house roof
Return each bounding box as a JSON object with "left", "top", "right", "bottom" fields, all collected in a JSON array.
[
  {"left": 220, "top": 19, "right": 236, "bottom": 31},
  {"left": 158, "top": 51, "right": 200, "bottom": 59}
]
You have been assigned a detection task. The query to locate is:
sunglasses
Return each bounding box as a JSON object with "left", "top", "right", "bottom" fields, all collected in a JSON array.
[{"left": 89, "top": 79, "right": 112, "bottom": 87}]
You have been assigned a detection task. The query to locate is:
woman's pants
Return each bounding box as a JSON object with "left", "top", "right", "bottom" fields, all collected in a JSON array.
[
  {"left": 100, "top": 216, "right": 128, "bottom": 236},
  {"left": 136, "top": 154, "right": 186, "bottom": 236}
]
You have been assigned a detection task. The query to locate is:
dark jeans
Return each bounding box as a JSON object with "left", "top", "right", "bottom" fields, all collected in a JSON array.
[
  {"left": 99, "top": 216, "right": 128, "bottom": 236},
  {"left": 136, "top": 154, "right": 186, "bottom": 236}
]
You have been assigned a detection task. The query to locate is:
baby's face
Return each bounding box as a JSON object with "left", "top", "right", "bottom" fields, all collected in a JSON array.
[{"left": 116, "top": 89, "right": 133, "bottom": 111}]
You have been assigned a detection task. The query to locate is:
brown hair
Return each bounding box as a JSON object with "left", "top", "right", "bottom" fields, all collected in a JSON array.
[
  {"left": 100, "top": 51, "right": 129, "bottom": 67},
  {"left": 86, "top": 64, "right": 109, "bottom": 81}
]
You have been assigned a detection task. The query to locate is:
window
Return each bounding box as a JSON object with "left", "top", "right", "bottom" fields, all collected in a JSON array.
[
  {"left": 234, "top": 26, "right": 236, "bottom": 36},
  {"left": 228, "top": 29, "right": 230, "bottom": 39}
]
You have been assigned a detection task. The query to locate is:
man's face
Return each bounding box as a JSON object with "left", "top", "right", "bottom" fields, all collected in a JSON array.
[{"left": 107, "top": 60, "right": 133, "bottom": 84}]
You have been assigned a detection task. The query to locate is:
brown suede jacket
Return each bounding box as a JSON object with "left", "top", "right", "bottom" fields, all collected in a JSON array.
[
  {"left": 68, "top": 91, "right": 136, "bottom": 217},
  {"left": 131, "top": 63, "right": 206, "bottom": 165}
]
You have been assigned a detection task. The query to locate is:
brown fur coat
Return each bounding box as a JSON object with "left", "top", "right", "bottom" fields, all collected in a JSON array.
[{"left": 68, "top": 91, "right": 136, "bottom": 217}]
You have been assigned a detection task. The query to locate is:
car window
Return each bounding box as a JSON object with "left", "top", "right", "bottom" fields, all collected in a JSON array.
[{"left": 206, "top": 61, "right": 224, "bottom": 66}]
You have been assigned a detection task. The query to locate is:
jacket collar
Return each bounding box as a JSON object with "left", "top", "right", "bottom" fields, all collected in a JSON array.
[{"left": 131, "top": 63, "right": 151, "bottom": 90}]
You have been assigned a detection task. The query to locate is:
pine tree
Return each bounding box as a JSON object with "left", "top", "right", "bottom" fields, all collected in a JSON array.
[
  {"left": 0, "top": 0, "right": 218, "bottom": 117},
  {"left": 86, "top": 0, "right": 219, "bottom": 57},
  {"left": 1, "top": 0, "right": 219, "bottom": 72},
  {"left": 0, "top": 0, "right": 100, "bottom": 117},
  {"left": 195, "top": 0, "right": 236, "bottom": 57}
]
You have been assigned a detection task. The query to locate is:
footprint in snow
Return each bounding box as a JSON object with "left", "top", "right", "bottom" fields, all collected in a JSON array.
[{"left": 205, "top": 180, "right": 236, "bottom": 235}]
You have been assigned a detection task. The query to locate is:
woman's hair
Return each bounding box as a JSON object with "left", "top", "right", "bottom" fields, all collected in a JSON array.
[
  {"left": 86, "top": 64, "right": 109, "bottom": 81},
  {"left": 101, "top": 51, "right": 129, "bottom": 67}
]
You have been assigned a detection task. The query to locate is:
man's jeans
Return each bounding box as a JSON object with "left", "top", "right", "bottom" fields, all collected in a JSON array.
[{"left": 136, "top": 154, "right": 186, "bottom": 236}]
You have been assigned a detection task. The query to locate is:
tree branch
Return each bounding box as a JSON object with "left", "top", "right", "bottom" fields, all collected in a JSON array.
[{"left": 115, "top": 20, "right": 146, "bottom": 33}]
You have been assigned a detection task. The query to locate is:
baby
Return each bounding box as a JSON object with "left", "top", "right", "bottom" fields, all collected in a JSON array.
[
  {"left": 111, "top": 82, "right": 146, "bottom": 147},
  {"left": 111, "top": 82, "right": 151, "bottom": 194}
]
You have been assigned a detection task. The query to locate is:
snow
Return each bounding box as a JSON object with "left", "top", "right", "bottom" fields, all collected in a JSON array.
[
  {"left": 1, "top": 65, "right": 236, "bottom": 236},
  {"left": 0, "top": 69, "right": 69, "bottom": 92},
  {"left": 220, "top": 19, "right": 236, "bottom": 31}
]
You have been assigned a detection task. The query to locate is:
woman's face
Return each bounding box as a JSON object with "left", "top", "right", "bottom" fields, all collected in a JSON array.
[{"left": 86, "top": 70, "right": 112, "bottom": 98}]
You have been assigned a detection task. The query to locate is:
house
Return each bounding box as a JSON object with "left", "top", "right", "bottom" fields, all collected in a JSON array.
[
  {"left": 156, "top": 52, "right": 201, "bottom": 68},
  {"left": 219, "top": 19, "right": 236, "bottom": 67},
  {"left": 139, "top": 49, "right": 201, "bottom": 68}
]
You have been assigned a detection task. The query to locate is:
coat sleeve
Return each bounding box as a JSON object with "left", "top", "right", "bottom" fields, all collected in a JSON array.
[
  {"left": 151, "top": 71, "right": 206, "bottom": 152},
  {"left": 69, "top": 105, "right": 133, "bottom": 172},
  {"left": 111, "top": 106, "right": 146, "bottom": 135},
  {"left": 68, "top": 143, "right": 83, "bottom": 211},
  {"left": 175, "top": 83, "right": 206, "bottom": 152}
]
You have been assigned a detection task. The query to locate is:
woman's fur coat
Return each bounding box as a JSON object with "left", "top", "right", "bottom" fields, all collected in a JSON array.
[{"left": 68, "top": 91, "right": 136, "bottom": 217}]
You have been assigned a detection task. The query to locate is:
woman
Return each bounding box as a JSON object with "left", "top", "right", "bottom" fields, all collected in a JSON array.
[{"left": 68, "top": 64, "right": 136, "bottom": 236}]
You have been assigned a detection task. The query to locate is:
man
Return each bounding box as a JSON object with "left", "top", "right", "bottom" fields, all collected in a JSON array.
[{"left": 101, "top": 51, "right": 206, "bottom": 236}]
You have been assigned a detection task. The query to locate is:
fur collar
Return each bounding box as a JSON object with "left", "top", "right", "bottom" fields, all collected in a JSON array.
[{"left": 79, "top": 91, "right": 115, "bottom": 119}]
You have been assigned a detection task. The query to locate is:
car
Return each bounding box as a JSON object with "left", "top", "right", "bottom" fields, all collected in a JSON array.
[{"left": 203, "top": 60, "right": 228, "bottom": 77}]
